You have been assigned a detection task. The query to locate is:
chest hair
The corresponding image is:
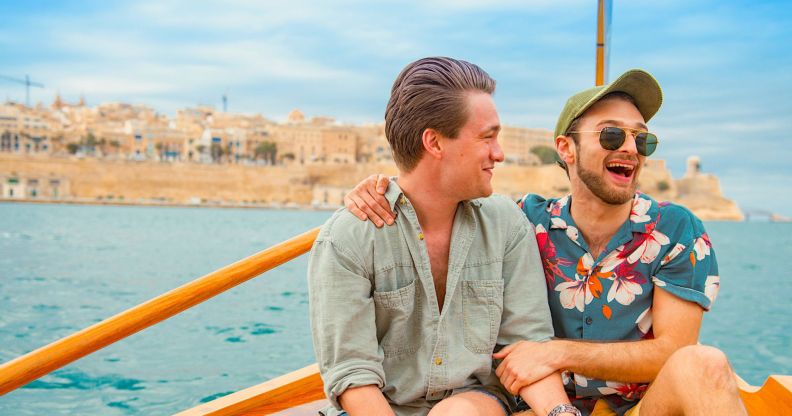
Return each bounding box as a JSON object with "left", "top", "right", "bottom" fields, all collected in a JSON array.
[{"left": 424, "top": 231, "right": 451, "bottom": 312}]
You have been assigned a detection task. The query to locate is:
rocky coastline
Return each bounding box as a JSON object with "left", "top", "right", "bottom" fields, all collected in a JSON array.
[{"left": 1, "top": 153, "right": 744, "bottom": 221}]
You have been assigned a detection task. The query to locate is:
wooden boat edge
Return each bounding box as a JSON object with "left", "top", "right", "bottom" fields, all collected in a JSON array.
[
  {"left": 175, "top": 363, "right": 325, "bottom": 416},
  {"left": 180, "top": 365, "right": 792, "bottom": 415}
]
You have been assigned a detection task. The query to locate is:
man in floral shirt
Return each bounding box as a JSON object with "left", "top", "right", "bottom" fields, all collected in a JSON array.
[
  {"left": 343, "top": 69, "right": 747, "bottom": 415},
  {"left": 491, "top": 70, "right": 746, "bottom": 415}
]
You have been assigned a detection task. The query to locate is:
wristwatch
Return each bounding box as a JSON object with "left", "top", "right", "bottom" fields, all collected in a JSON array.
[{"left": 548, "top": 403, "right": 582, "bottom": 416}]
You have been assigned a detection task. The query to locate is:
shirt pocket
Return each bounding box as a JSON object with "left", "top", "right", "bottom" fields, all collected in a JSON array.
[
  {"left": 372, "top": 279, "right": 421, "bottom": 357},
  {"left": 462, "top": 279, "right": 504, "bottom": 354}
]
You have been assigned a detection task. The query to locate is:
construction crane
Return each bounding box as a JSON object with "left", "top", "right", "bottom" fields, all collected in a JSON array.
[{"left": 0, "top": 74, "right": 45, "bottom": 107}]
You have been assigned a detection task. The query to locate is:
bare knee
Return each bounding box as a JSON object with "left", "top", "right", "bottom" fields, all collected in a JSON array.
[
  {"left": 428, "top": 398, "right": 479, "bottom": 415},
  {"left": 666, "top": 345, "right": 735, "bottom": 387},
  {"left": 428, "top": 392, "right": 505, "bottom": 416}
]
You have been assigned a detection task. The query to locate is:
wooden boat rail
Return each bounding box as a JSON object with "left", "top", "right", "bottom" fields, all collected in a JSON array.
[
  {"left": 1, "top": 225, "right": 791, "bottom": 415},
  {"left": 0, "top": 227, "right": 320, "bottom": 396}
]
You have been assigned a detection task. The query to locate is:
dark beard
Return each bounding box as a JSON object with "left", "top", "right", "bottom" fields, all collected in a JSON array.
[{"left": 576, "top": 159, "right": 636, "bottom": 205}]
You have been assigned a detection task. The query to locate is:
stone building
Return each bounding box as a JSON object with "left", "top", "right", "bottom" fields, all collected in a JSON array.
[
  {"left": 0, "top": 104, "right": 57, "bottom": 155},
  {"left": 272, "top": 111, "right": 358, "bottom": 165},
  {"left": 674, "top": 156, "right": 744, "bottom": 221},
  {"left": 124, "top": 118, "right": 186, "bottom": 161},
  {"left": 312, "top": 185, "right": 349, "bottom": 207},
  {"left": 353, "top": 124, "right": 389, "bottom": 163},
  {"left": 0, "top": 173, "right": 71, "bottom": 199}
]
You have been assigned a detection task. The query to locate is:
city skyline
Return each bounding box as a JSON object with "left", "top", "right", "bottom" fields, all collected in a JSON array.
[{"left": 1, "top": 0, "right": 791, "bottom": 215}]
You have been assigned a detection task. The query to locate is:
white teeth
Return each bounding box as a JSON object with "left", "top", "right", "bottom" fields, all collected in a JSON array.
[{"left": 606, "top": 162, "right": 634, "bottom": 170}]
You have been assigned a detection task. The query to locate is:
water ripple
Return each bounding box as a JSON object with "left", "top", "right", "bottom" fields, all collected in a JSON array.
[{"left": 25, "top": 369, "right": 145, "bottom": 391}]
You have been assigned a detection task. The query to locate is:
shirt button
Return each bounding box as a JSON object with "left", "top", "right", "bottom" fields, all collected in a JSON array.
[
  {"left": 585, "top": 316, "right": 593, "bottom": 325},
  {"left": 418, "top": 232, "right": 424, "bottom": 240},
  {"left": 400, "top": 197, "right": 407, "bottom": 205},
  {"left": 434, "top": 357, "right": 443, "bottom": 365}
]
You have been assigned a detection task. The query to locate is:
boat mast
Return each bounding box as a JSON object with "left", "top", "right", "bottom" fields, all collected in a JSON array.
[{"left": 595, "top": 0, "right": 611, "bottom": 86}]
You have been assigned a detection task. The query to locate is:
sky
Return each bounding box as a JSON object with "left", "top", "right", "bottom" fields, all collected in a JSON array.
[{"left": 1, "top": 0, "right": 791, "bottom": 216}]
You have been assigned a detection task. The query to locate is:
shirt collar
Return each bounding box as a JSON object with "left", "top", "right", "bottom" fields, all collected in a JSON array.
[
  {"left": 549, "top": 192, "right": 660, "bottom": 235},
  {"left": 383, "top": 177, "right": 405, "bottom": 211},
  {"left": 626, "top": 192, "right": 661, "bottom": 234},
  {"left": 384, "top": 177, "right": 483, "bottom": 210}
]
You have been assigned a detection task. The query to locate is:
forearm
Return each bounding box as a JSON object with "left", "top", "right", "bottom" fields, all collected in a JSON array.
[
  {"left": 556, "top": 337, "right": 691, "bottom": 383},
  {"left": 339, "top": 385, "right": 394, "bottom": 416},
  {"left": 518, "top": 372, "right": 570, "bottom": 416}
]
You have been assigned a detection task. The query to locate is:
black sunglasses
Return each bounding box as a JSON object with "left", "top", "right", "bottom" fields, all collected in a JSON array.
[{"left": 568, "top": 126, "right": 659, "bottom": 157}]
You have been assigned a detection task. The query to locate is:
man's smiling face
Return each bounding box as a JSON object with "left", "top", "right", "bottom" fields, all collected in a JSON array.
[
  {"left": 440, "top": 91, "right": 504, "bottom": 201},
  {"left": 571, "top": 96, "right": 647, "bottom": 205}
]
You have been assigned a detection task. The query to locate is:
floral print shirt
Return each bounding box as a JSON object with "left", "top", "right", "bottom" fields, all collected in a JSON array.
[{"left": 517, "top": 192, "right": 719, "bottom": 416}]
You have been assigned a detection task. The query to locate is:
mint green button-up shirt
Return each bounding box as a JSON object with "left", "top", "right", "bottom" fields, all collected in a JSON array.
[{"left": 308, "top": 180, "right": 553, "bottom": 416}]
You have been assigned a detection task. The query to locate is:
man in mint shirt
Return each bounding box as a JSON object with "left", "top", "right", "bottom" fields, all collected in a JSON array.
[
  {"left": 309, "top": 57, "right": 578, "bottom": 416},
  {"left": 345, "top": 69, "right": 747, "bottom": 415}
]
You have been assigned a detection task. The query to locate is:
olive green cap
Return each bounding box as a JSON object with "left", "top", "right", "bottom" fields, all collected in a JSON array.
[{"left": 553, "top": 69, "right": 663, "bottom": 138}]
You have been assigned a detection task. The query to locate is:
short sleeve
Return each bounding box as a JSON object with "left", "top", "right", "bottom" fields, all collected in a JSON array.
[{"left": 652, "top": 211, "right": 719, "bottom": 310}]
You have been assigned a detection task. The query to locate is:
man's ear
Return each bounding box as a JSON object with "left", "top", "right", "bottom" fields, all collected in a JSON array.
[
  {"left": 556, "top": 135, "right": 576, "bottom": 166},
  {"left": 422, "top": 128, "right": 443, "bottom": 160}
]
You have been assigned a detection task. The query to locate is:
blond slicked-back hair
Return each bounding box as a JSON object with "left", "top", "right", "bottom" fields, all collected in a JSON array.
[{"left": 385, "top": 57, "right": 495, "bottom": 172}]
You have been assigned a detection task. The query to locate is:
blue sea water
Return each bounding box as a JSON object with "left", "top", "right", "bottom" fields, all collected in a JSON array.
[{"left": 0, "top": 202, "right": 789, "bottom": 415}]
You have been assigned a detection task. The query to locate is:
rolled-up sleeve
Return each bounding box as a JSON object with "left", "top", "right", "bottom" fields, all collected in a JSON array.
[
  {"left": 308, "top": 232, "right": 385, "bottom": 410},
  {"left": 497, "top": 211, "right": 554, "bottom": 344}
]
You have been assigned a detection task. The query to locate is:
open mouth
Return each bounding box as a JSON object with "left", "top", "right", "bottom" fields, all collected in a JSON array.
[{"left": 606, "top": 162, "right": 635, "bottom": 178}]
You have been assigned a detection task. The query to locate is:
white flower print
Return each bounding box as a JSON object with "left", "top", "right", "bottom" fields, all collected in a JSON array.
[
  {"left": 598, "top": 381, "right": 647, "bottom": 400},
  {"left": 626, "top": 229, "right": 670, "bottom": 264},
  {"left": 705, "top": 275, "right": 720, "bottom": 304},
  {"left": 630, "top": 197, "right": 652, "bottom": 224},
  {"left": 565, "top": 226, "right": 580, "bottom": 243},
  {"left": 555, "top": 275, "right": 591, "bottom": 312},
  {"left": 661, "top": 243, "right": 686, "bottom": 266},
  {"left": 561, "top": 371, "right": 571, "bottom": 386},
  {"left": 635, "top": 307, "right": 652, "bottom": 335},
  {"left": 607, "top": 273, "right": 644, "bottom": 306},
  {"left": 557, "top": 195, "right": 569, "bottom": 209},
  {"left": 573, "top": 373, "right": 589, "bottom": 387},
  {"left": 551, "top": 217, "right": 568, "bottom": 229},
  {"left": 597, "top": 381, "right": 623, "bottom": 396},
  {"left": 535, "top": 223, "right": 547, "bottom": 235},
  {"left": 651, "top": 276, "right": 667, "bottom": 287},
  {"left": 599, "top": 245, "right": 627, "bottom": 273},
  {"left": 693, "top": 237, "right": 711, "bottom": 261},
  {"left": 549, "top": 195, "right": 569, "bottom": 216}
]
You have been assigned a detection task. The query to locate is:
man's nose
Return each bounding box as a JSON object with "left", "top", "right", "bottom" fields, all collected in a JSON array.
[
  {"left": 618, "top": 130, "right": 640, "bottom": 154},
  {"left": 491, "top": 139, "right": 505, "bottom": 162}
]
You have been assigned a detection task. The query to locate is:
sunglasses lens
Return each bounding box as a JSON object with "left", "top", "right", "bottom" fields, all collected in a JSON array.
[
  {"left": 636, "top": 133, "right": 658, "bottom": 156},
  {"left": 599, "top": 127, "right": 625, "bottom": 150}
]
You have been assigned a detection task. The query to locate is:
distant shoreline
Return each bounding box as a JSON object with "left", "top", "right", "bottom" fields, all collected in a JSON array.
[
  {"left": 0, "top": 197, "right": 338, "bottom": 212},
  {"left": 5, "top": 197, "right": 786, "bottom": 224}
]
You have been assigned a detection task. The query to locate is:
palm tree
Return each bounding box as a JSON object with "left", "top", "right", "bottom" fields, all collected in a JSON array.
[
  {"left": 255, "top": 141, "right": 278, "bottom": 165},
  {"left": 210, "top": 143, "right": 224, "bottom": 163}
]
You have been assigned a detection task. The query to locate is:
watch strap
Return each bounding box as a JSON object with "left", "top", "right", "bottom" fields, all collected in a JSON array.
[{"left": 547, "top": 403, "right": 582, "bottom": 416}]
